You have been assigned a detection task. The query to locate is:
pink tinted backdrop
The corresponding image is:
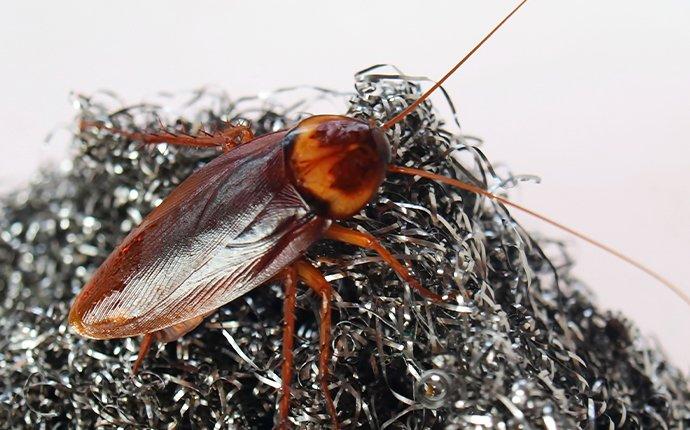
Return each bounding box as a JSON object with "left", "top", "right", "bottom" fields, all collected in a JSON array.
[{"left": 1, "top": 1, "right": 688, "bottom": 366}]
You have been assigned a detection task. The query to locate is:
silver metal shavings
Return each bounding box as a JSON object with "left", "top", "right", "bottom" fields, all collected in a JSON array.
[{"left": 0, "top": 68, "right": 688, "bottom": 429}]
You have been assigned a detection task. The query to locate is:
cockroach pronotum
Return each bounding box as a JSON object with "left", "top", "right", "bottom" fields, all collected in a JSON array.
[{"left": 67, "top": 1, "right": 688, "bottom": 428}]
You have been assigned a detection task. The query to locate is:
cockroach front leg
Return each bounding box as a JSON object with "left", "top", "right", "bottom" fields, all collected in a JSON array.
[
  {"left": 80, "top": 119, "right": 253, "bottom": 152},
  {"left": 293, "top": 259, "right": 340, "bottom": 430},
  {"left": 324, "top": 224, "right": 443, "bottom": 302}
]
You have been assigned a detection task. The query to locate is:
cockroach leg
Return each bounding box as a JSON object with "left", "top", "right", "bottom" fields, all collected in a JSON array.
[
  {"left": 79, "top": 119, "right": 253, "bottom": 151},
  {"left": 279, "top": 266, "right": 297, "bottom": 429},
  {"left": 293, "top": 259, "right": 339, "bottom": 430},
  {"left": 153, "top": 313, "right": 210, "bottom": 343},
  {"left": 132, "top": 333, "right": 154, "bottom": 375},
  {"left": 209, "top": 124, "right": 254, "bottom": 152},
  {"left": 324, "top": 224, "right": 442, "bottom": 302},
  {"left": 130, "top": 313, "right": 212, "bottom": 375}
]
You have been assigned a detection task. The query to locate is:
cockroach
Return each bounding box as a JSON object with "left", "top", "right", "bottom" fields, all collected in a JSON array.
[{"left": 68, "top": 1, "right": 688, "bottom": 428}]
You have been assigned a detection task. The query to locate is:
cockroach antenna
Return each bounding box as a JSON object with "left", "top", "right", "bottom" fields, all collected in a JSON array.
[
  {"left": 382, "top": 0, "right": 690, "bottom": 305},
  {"left": 381, "top": 0, "right": 529, "bottom": 130},
  {"left": 388, "top": 166, "right": 690, "bottom": 306}
]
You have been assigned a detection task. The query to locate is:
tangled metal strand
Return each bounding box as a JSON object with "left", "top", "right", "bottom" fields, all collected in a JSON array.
[{"left": 0, "top": 69, "right": 688, "bottom": 429}]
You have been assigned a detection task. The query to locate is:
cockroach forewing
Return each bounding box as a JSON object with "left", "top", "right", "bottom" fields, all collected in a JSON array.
[{"left": 69, "top": 131, "right": 329, "bottom": 339}]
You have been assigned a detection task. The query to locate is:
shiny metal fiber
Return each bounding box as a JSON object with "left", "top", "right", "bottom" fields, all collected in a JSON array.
[{"left": 0, "top": 68, "right": 688, "bottom": 428}]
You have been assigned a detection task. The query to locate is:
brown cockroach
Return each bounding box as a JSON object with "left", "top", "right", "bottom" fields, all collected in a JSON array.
[{"left": 68, "top": 1, "right": 688, "bottom": 428}]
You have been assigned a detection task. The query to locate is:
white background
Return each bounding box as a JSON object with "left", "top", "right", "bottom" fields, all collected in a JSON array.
[{"left": 1, "top": 1, "right": 688, "bottom": 367}]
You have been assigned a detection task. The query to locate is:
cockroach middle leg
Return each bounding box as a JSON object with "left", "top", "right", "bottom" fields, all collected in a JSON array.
[
  {"left": 324, "top": 224, "right": 442, "bottom": 302},
  {"left": 79, "top": 119, "right": 253, "bottom": 152},
  {"left": 132, "top": 333, "right": 154, "bottom": 374},
  {"left": 293, "top": 259, "right": 339, "bottom": 430},
  {"left": 279, "top": 266, "right": 297, "bottom": 430}
]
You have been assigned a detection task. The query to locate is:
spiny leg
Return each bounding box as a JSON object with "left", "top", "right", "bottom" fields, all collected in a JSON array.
[
  {"left": 279, "top": 266, "right": 298, "bottom": 429},
  {"left": 80, "top": 119, "right": 253, "bottom": 152},
  {"left": 324, "top": 224, "right": 442, "bottom": 302},
  {"left": 293, "top": 259, "right": 339, "bottom": 430},
  {"left": 132, "top": 333, "right": 154, "bottom": 374}
]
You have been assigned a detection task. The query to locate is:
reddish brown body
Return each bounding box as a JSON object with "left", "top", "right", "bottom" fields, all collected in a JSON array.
[
  {"left": 69, "top": 115, "right": 391, "bottom": 340},
  {"left": 70, "top": 1, "right": 681, "bottom": 428},
  {"left": 69, "top": 115, "right": 407, "bottom": 429}
]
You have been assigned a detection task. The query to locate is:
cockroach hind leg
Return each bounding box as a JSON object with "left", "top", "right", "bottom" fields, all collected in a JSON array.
[
  {"left": 293, "top": 260, "right": 340, "bottom": 430},
  {"left": 131, "top": 333, "right": 154, "bottom": 375},
  {"left": 131, "top": 313, "right": 210, "bottom": 375},
  {"left": 219, "top": 123, "right": 254, "bottom": 152},
  {"left": 154, "top": 313, "right": 209, "bottom": 343},
  {"left": 79, "top": 118, "right": 253, "bottom": 151},
  {"left": 324, "top": 224, "right": 443, "bottom": 302}
]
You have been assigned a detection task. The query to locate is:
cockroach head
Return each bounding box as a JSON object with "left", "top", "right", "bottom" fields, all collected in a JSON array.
[{"left": 286, "top": 115, "right": 391, "bottom": 219}]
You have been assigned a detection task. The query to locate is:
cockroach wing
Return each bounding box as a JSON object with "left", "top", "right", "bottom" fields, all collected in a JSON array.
[{"left": 69, "top": 131, "right": 329, "bottom": 339}]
